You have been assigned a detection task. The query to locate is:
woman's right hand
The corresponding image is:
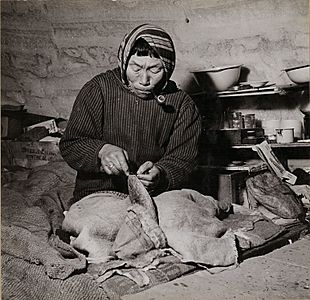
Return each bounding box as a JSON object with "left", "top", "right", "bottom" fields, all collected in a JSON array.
[{"left": 98, "top": 144, "right": 129, "bottom": 176}]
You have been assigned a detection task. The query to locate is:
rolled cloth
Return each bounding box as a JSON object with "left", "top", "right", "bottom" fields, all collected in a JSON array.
[{"left": 117, "top": 23, "right": 176, "bottom": 85}]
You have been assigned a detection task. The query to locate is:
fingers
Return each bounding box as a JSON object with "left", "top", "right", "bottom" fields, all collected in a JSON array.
[
  {"left": 100, "top": 162, "right": 117, "bottom": 175},
  {"left": 110, "top": 150, "right": 129, "bottom": 175},
  {"left": 99, "top": 144, "right": 129, "bottom": 175},
  {"left": 106, "top": 156, "right": 123, "bottom": 175},
  {"left": 138, "top": 178, "right": 154, "bottom": 188},
  {"left": 101, "top": 159, "right": 128, "bottom": 175},
  {"left": 137, "top": 161, "right": 154, "bottom": 175},
  {"left": 137, "top": 164, "right": 160, "bottom": 192}
]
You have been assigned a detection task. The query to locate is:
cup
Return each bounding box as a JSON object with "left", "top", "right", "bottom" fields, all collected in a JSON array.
[
  {"left": 230, "top": 111, "right": 243, "bottom": 128},
  {"left": 275, "top": 128, "right": 294, "bottom": 143},
  {"left": 244, "top": 114, "right": 255, "bottom": 129}
]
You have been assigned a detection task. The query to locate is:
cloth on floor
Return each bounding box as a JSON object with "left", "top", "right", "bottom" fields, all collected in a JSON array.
[
  {"left": 2, "top": 250, "right": 196, "bottom": 300},
  {"left": 2, "top": 253, "right": 109, "bottom": 300},
  {"left": 22, "top": 160, "right": 77, "bottom": 207},
  {"left": 89, "top": 249, "right": 168, "bottom": 287},
  {"left": 246, "top": 170, "right": 305, "bottom": 219},
  {"left": 98, "top": 255, "right": 197, "bottom": 298},
  {"left": 222, "top": 204, "right": 286, "bottom": 249},
  {"left": 1, "top": 161, "right": 85, "bottom": 280},
  {"left": 1, "top": 187, "right": 86, "bottom": 280}
]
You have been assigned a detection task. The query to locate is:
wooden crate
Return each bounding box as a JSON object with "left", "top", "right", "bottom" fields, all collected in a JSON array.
[{"left": 188, "top": 166, "right": 248, "bottom": 206}]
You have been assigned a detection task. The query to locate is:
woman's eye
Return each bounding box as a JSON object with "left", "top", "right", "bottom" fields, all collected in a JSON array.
[
  {"left": 150, "top": 67, "right": 162, "bottom": 74},
  {"left": 132, "top": 67, "right": 141, "bottom": 72}
]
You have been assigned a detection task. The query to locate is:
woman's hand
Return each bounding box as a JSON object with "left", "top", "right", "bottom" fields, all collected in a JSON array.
[
  {"left": 98, "top": 144, "right": 129, "bottom": 176},
  {"left": 137, "top": 161, "right": 161, "bottom": 193}
]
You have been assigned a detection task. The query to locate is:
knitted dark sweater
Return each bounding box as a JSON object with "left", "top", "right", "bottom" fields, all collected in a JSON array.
[{"left": 59, "top": 68, "right": 201, "bottom": 201}]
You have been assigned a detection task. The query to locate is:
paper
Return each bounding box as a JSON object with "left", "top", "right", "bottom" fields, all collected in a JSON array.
[
  {"left": 252, "top": 141, "right": 297, "bottom": 185},
  {"left": 26, "top": 119, "right": 58, "bottom": 134}
]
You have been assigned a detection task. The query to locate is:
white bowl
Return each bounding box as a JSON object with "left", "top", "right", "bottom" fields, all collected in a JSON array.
[
  {"left": 285, "top": 65, "right": 309, "bottom": 84},
  {"left": 192, "top": 64, "right": 242, "bottom": 91}
]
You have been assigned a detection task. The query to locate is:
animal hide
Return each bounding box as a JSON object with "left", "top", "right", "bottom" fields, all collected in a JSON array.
[
  {"left": 246, "top": 171, "right": 305, "bottom": 219},
  {"left": 62, "top": 177, "right": 238, "bottom": 268}
]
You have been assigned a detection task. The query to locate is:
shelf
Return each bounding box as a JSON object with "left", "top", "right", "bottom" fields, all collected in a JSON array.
[
  {"left": 202, "top": 161, "right": 268, "bottom": 173},
  {"left": 190, "top": 83, "right": 309, "bottom": 99},
  {"left": 231, "top": 142, "right": 310, "bottom": 149},
  {"left": 217, "top": 85, "right": 282, "bottom": 98},
  {"left": 218, "top": 90, "right": 282, "bottom": 98}
]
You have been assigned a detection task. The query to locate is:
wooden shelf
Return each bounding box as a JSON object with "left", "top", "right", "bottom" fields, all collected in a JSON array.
[{"left": 231, "top": 142, "right": 310, "bottom": 149}]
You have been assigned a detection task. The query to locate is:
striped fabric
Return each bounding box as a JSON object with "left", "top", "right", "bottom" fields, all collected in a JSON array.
[
  {"left": 59, "top": 68, "right": 201, "bottom": 201},
  {"left": 118, "top": 24, "right": 175, "bottom": 85}
]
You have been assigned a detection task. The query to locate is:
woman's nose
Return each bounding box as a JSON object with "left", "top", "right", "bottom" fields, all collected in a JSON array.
[{"left": 139, "top": 71, "right": 150, "bottom": 85}]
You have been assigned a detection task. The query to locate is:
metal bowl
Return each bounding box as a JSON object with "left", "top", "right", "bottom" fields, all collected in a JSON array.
[
  {"left": 192, "top": 64, "right": 242, "bottom": 92},
  {"left": 285, "top": 64, "right": 309, "bottom": 84}
]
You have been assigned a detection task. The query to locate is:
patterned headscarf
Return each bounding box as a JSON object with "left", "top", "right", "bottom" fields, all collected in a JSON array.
[{"left": 118, "top": 24, "right": 176, "bottom": 87}]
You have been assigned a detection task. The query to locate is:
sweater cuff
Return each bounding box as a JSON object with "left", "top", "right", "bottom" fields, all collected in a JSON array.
[
  {"left": 155, "top": 164, "right": 169, "bottom": 193},
  {"left": 93, "top": 142, "right": 108, "bottom": 172}
]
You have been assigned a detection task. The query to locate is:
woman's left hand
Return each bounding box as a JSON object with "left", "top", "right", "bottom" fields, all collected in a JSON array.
[{"left": 137, "top": 161, "right": 161, "bottom": 193}]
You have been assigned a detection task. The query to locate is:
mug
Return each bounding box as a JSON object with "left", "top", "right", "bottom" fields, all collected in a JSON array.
[
  {"left": 230, "top": 111, "right": 243, "bottom": 128},
  {"left": 275, "top": 128, "right": 294, "bottom": 143}
]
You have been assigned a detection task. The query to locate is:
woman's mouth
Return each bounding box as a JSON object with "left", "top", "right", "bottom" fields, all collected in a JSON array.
[
  {"left": 135, "top": 89, "right": 153, "bottom": 99},
  {"left": 137, "top": 89, "right": 151, "bottom": 94}
]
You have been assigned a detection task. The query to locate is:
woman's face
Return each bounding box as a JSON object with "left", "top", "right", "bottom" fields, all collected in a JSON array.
[{"left": 126, "top": 54, "right": 165, "bottom": 99}]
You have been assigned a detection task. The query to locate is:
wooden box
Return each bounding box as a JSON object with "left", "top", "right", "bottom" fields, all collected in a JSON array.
[{"left": 188, "top": 166, "right": 248, "bottom": 206}]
